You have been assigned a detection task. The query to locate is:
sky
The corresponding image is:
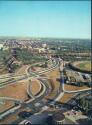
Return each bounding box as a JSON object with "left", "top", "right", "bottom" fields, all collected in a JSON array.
[{"left": 0, "top": 1, "right": 91, "bottom": 39}]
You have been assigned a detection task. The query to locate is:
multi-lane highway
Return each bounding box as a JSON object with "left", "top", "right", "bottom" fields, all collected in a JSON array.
[
  {"left": 0, "top": 58, "right": 61, "bottom": 121},
  {"left": 0, "top": 57, "right": 91, "bottom": 123}
]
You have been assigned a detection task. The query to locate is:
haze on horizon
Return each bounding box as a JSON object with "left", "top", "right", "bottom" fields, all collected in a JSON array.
[{"left": 0, "top": 1, "right": 91, "bottom": 39}]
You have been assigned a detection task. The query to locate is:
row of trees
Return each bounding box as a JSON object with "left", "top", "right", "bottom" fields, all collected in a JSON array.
[{"left": 16, "top": 48, "right": 47, "bottom": 65}]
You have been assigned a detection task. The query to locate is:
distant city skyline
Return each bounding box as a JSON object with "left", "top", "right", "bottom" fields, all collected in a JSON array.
[{"left": 0, "top": 1, "right": 91, "bottom": 39}]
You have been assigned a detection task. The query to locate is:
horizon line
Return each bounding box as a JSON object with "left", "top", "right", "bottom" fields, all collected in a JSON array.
[{"left": 0, "top": 35, "right": 91, "bottom": 40}]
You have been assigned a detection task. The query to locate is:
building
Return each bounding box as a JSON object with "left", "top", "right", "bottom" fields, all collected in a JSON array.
[
  {"left": 33, "top": 48, "right": 45, "bottom": 53},
  {"left": 52, "top": 112, "right": 65, "bottom": 125},
  {"left": 42, "top": 43, "right": 47, "bottom": 48}
]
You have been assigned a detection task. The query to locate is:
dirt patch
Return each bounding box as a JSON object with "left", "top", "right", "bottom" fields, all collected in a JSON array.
[
  {"left": 45, "top": 79, "right": 60, "bottom": 99},
  {"left": 15, "top": 65, "right": 29, "bottom": 75},
  {"left": 0, "top": 112, "right": 18, "bottom": 124},
  {"left": 32, "top": 66, "right": 45, "bottom": 72},
  {"left": 0, "top": 106, "right": 32, "bottom": 124},
  {"left": 45, "top": 69, "right": 60, "bottom": 99},
  {"left": 0, "top": 81, "right": 28, "bottom": 100},
  {"left": 64, "top": 84, "right": 89, "bottom": 91},
  {"left": 0, "top": 101, "right": 14, "bottom": 113},
  {"left": 59, "top": 84, "right": 89, "bottom": 103},
  {"left": 0, "top": 80, "right": 29, "bottom": 113},
  {"left": 60, "top": 93, "right": 74, "bottom": 103},
  {"left": 46, "top": 68, "right": 60, "bottom": 79},
  {"left": 30, "top": 79, "right": 41, "bottom": 96},
  {"left": 0, "top": 69, "right": 8, "bottom": 75}
]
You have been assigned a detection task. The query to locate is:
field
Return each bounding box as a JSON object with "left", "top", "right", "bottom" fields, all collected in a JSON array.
[
  {"left": 45, "top": 68, "right": 60, "bottom": 99},
  {"left": 73, "top": 61, "right": 91, "bottom": 71},
  {"left": 30, "top": 79, "right": 41, "bottom": 96},
  {"left": 60, "top": 84, "right": 89, "bottom": 103},
  {"left": 0, "top": 80, "right": 29, "bottom": 113},
  {"left": 0, "top": 104, "right": 32, "bottom": 124}
]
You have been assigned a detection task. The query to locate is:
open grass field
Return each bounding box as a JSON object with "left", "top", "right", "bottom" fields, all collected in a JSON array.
[{"left": 73, "top": 61, "right": 91, "bottom": 71}]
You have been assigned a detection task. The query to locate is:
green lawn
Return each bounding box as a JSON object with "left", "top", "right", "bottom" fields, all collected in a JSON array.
[{"left": 77, "top": 61, "right": 91, "bottom": 71}]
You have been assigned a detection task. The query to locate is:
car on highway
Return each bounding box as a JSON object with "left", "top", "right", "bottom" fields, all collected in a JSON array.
[
  {"left": 19, "top": 120, "right": 32, "bottom": 125},
  {"left": 24, "top": 120, "right": 32, "bottom": 125}
]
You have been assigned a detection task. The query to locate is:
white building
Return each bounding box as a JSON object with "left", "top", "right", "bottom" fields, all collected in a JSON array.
[{"left": 42, "top": 44, "right": 47, "bottom": 48}]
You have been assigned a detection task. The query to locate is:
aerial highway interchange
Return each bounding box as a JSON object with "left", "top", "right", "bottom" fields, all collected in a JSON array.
[{"left": 0, "top": 57, "right": 91, "bottom": 124}]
